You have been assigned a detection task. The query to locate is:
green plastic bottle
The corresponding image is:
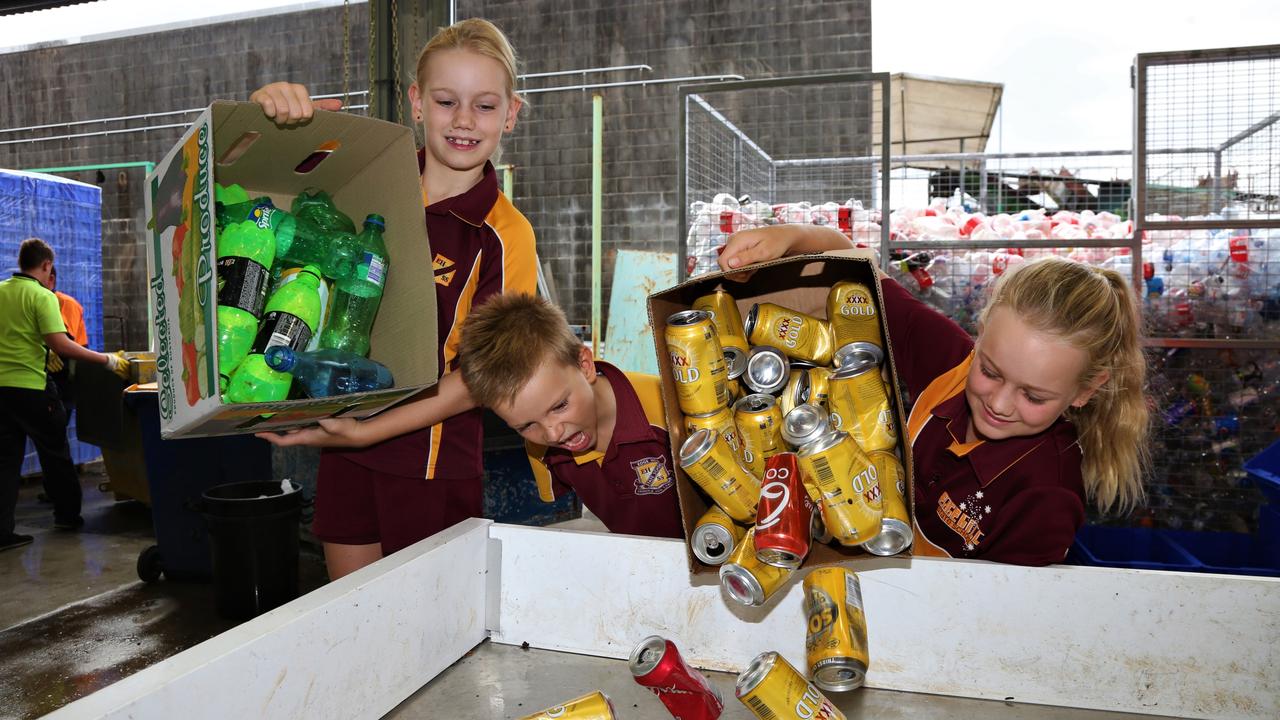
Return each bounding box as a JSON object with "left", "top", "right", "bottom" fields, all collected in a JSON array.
[
  {"left": 215, "top": 221, "right": 277, "bottom": 389},
  {"left": 292, "top": 188, "right": 356, "bottom": 234},
  {"left": 320, "top": 215, "right": 389, "bottom": 356},
  {"left": 216, "top": 197, "right": 297, "bottom": 255},
  {"left": 224, "top": 265, "right": 324, "bottom": 403},
  {"left": 276, "top": 215, "right": 358, "bottom": 281},
  {"left": 216, "top": 183, "right": 251, "bottom": 206}
]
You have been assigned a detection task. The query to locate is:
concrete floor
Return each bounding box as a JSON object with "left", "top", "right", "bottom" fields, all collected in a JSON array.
[
  {"left": 389, "top": 640, "right": 1180, "bottom": 720},
  {"left": 0, "top": 464, "right": 327, "bottom": 720}
]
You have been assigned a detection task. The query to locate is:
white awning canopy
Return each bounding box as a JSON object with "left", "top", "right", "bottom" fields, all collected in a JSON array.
[{"left": 873, "top": 73, "right": 1004, "bottom": 166}]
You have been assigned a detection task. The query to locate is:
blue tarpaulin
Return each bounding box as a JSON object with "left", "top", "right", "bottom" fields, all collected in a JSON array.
[{"left": 0, "top": 169, "right": 104, "bottom": 472}]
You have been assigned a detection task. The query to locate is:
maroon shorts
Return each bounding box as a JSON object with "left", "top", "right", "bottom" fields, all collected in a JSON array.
[{"left": 313, "top": 453, "right": 483, "bottom": 556}]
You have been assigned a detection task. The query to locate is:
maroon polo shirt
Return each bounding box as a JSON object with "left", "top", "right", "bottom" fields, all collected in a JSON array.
[
  {"left": 527, "top": 362, "right": 684, "bottom": 539},
  {"left": 325, "top": 158, "right": 537, "bottom": 483},
  {"left": 881, "top": 278, "right": 1086, "bottom": 566}
]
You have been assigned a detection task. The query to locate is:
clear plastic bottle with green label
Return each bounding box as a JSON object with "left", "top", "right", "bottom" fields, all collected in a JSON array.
[
  {"left": 320, "top": 214, "right": 389, "bottom": 357},
  {"left": 224, "top": 265, "right": 324, "bottom": 404},
  {"left": 216, "top": 221, "right": 277, "bottom": 389}
]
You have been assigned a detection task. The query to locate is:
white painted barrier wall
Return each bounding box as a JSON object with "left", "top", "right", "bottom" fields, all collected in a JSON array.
[
  {"left": 45, "top": 519, "right": 491, "bottom": 720},
  {"left": 44, "top": 520, "right": 1280, "bottom": 720},
  {"left": 487, "top": 524, "right": 1280, "bottom": 720}
]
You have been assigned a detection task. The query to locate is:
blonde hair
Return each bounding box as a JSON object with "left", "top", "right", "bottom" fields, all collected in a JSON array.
[
  {"left": 979, "top": 257, "right": 1150, "bottom": 514},
  {"left": 460, "top": 294, "right": 582, "bottom": 409},
  {"left": 415, "top": 18, "right": 522, "bottom": 106}
]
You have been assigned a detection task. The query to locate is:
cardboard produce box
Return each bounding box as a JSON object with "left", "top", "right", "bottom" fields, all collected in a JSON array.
[
  {"left": 145, "top": 101, "right": 437, "bottom": 438},
  {"left": 648, "top": 252, "right": 915, "bottom": 576}
]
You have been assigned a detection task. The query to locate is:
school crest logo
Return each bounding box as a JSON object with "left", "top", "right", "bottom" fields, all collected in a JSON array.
[
  {"left": 630, "top": 455, "right": 673, "bottom": 495},
  {"left": 433, "top": 252, "right": 456, "bottom": 286}
]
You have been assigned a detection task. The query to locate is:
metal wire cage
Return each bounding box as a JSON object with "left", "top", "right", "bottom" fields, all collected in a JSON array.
[
  {"left": 1134, "top": 46, "right": 1280, "bottom": 343},
  {"left": 677, "top": 73, "right": 891, "bottom": 279}
]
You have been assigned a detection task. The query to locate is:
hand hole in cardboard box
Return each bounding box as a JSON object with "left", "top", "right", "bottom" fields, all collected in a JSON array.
[
  {"left": 217, "top": 132, "right": 261, "bottom": 166},
  {"left": 293, "top": 140, "right": 342, "bottom": 174}
]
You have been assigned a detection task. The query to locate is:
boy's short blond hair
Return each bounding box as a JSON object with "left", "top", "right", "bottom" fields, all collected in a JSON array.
[{"left": 460, "top": 293, "right": 583, "bottom": 408}]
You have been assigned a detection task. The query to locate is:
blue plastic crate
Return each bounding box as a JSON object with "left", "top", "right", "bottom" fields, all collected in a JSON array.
[
  {"left": 1162, "top": 529, "right": 1280, "bottom": 577},
  {"left": 1069, "top": 525, "right": 1200, "bottom": 572},
  {"left": 1244, "top": 438, "right": 1280, "bottom": 504}
]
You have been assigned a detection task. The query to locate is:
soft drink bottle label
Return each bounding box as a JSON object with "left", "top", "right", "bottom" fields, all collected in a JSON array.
[
  {"left": 252, "top": 311, "right": 313, "bottom": 355},
  {"left": 358, "top": 251, "right": 388, "bottom": 287},
  {"left": 216, "top": 256, "right": 271, "bottom": 318}
]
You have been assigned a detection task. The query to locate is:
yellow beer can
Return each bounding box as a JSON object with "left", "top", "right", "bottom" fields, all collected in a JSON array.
[
  {"left": 665, "top": 310, "right": 729, "bottom": 416},
  {"left": 719, "top": 527, "right": 794, "bottom": 607},
  {"left": 779, "top": 368, "right": 811, "bottom": 418},
  {"left": 735, "top": 650, "right": 847, "bottom": 720},
  {"left": 685, "top": 405, "right": 743, "bottom": 458},
  {"left": 827, "top": 359, "right": 898, "bottom": 453},
  {"left": 806, "top": 366, "right": 832, "bottom": 410},
  {"left": 826, "top": 280, "right": 883, "bottom": 349},
  {"left": 796, "top": 431, "right": 883, "bottom": 545},
  {"left": 691, "top": 504, "right": 746, "bottom": 565},
  {"left": 862, "top": 450, "right": 913, "bottom": 556},
  {"left": 745, "top": 302, "right": 836, "bottom": 366},
  {"left": 804, "top": 567, "right": 870, "bottom": 692},
  {"left": 679, "top": 428, "right": 761, "bottom": 523},
  {"left": 693, "top": 290, "right": 750, "bottom": 356},
  {"left": 517, "top": 690, "right": 616, "bottom": 719},
  {"left": 733, "top": 393, "right": 786, "bottom": 479}
]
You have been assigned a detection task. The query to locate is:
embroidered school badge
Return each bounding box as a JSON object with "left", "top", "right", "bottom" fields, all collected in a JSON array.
[
  {"left": 630, "top": 456, "right": 673, "bottom": 495},
  {"left": 433, "top": 252, "right": 456, "bottom": 286}
]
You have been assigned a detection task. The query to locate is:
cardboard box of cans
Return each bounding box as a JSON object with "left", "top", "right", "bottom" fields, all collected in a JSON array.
[
  {"left": 144, "top": 101, "right": 438, "bottom": 438},
  {"left": 647, "top": 251, "right": 915, "bottom": 580}
]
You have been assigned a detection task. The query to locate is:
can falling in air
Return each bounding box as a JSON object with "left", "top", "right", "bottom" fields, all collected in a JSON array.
[
  {"left": 735, "top": 650, "right": 847, "bottom": 720},
  {"left": 862, "top": 450, "right": 913, "bottom": 556},
  {"left": 680, "top": 428, "right": 761, "bottom": 524},
  {"left": 753, "top": 453, "right": 814, "bottom": 570},
  {"left": 693, "top": 289, "right": 749, "bottom": 356},
  {"left": 516, "top": 690, "right": 618, "bottom": 719},
  {"left": 804, "top": 567, "right": 870, "bottom": 693},
  {"left": 796, "top": 431, "right": 883, "bottom": 546},
  {"left": 733, "top": 392, "right": 786, "bottom": 479},
  {"left": 691, "top": 504, "right": 746, "bottom": 565},
  {"left": 745, "top": 302, "right": 836, "bottom": 366},
  {"left": 666, "top": 309, "right": 729, "bottom": 416},
  {"left": 629, "top": 635, "right": 725, "bottom": 720},
  {"left": 744, "top": 345, "right": 790, "bottom": 395},
  {"left": 826, "top": 280, "right": 884, "bottom": 364},
  {"left": 719, "top": 527, "right": 794, "bottom": 607},
  {"left": 827, "top": 358, "right": 898, "bottom": 453}
]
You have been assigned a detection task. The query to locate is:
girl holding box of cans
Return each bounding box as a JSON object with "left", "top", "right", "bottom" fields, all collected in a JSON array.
[{"left": 716, "top": 224, "right": 1150, "bottom": 567}]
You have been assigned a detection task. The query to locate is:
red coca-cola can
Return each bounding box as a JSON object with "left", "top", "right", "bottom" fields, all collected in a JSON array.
[
  {"left": 753, "top": 453, "right": 814, "bottom": 569},
  {"left": 629, "top": 635, "right": 724, "bottom": 720}
]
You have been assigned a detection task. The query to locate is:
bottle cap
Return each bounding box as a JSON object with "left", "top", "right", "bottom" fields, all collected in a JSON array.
[{"left": 264, "top": 345, "right": 296, "bottom": 372}]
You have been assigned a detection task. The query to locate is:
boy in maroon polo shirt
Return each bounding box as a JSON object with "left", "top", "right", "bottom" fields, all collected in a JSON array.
[
  {"left": 459, "top": 294, "right": 684, "bottom": 538},
  {"left": 717, "top": 226, "right": 1151, "bottom": 566}
]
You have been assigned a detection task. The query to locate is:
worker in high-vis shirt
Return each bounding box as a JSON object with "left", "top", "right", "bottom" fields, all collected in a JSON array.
[{"left": 0, "top": 239, "right": 129, "bottom": 551}]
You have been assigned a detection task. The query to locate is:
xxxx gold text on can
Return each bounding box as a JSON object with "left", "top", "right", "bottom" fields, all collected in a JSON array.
[
  {"left": 517, "top": 690, "right": 617, "bottom": 719},
  {"left": 862, "top": 450, "right": 913, "bottom": 557},
  {"left": 827, "top": 360, "right": 897, "bottom": 453},
  {"left": 735, "top": 650, "right": 847, "bottom": 720},
  {"left": 804, "top": 567, "right": 870, "bottom": 692},
  {"left": 692, "top": 504, "right": 746, "bottom": 565},
  {"left": 679, "top": 428, "right": 761, "bottom": 523},
  {"left": 745, "top": 302, "right": 836, "bottom": 366},
  {"left": 719, "top": 527, "right": 793, "bottom": 607},
  {"left": 665, "top": 310, "right": 729, "bottom": 416},
  {"left": 685, "top": 405, "right": 743, "bottom": 457},
  {"left": 693, "top": 290, "right": 750, "bottom": 356},
  {"left": 826, "top": 280, "right": 884, "bottom": 351},
  {"left": 797, "top": 431, "right": 883, "bottom": 546},
  {"left": 733, "top": 393, "right": 785, "bottom": 478}
]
